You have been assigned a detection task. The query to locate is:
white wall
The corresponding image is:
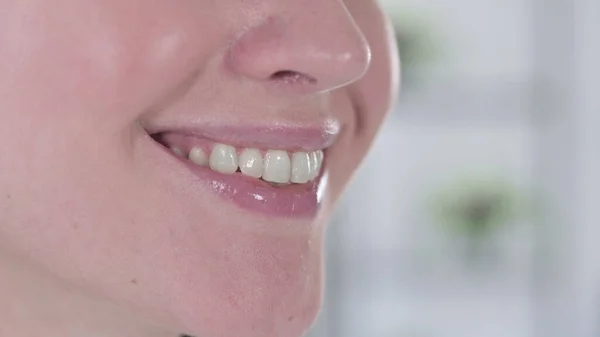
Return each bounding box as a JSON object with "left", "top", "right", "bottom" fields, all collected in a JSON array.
[{"left": 380, "top": 0, "right": 533, "bottom": 82}]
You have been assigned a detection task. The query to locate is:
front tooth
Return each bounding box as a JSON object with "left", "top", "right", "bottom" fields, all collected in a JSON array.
[
  {"left": 239, "top": 149, "right": 263, "bottom": 178},
  {"left": 291, "top": 152, "right": 311, "bottom": 184},
  {"left": 209, "top": 144, "right": 238, "bottom": 174},
  {"left": 263, "top": 150, "right": 291, "bottom": 183},
  {"left": 189, "top": 147, "right": 209, "bottom": 166}
]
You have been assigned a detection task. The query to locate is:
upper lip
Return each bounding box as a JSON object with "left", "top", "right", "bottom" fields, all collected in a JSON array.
[{"left": 144, "top": 120, "right": 341, "bottom": 151}]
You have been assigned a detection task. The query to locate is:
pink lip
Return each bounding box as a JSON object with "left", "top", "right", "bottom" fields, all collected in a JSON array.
[
  {"left": 147, "top": 127, "right": 331, "bottom": 219},
  {"left": 144, "top": 122, "right": 340, "bottom": 151}
]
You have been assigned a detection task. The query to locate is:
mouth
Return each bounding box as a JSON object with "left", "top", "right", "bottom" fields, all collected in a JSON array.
[{"left": 148, "top": 127, "right": 333, "bottom": 219}]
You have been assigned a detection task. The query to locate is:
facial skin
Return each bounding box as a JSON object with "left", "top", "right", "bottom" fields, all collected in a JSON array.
[{"left": 0, "top": 1, "right": 398, "bottom": 337}]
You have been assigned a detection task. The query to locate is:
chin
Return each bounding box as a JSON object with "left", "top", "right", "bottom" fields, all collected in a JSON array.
[
  {"left": 174, "top": 235, "right": 324, "bottom": 337},
  {"left": 160, "top": 215, "right": 327, "bottom": 337}
]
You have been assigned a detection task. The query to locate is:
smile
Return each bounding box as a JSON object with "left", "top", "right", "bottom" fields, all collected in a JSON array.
[
  {"left": 148, "top": 127, "right": 334, "bottom": 219},
  {"left": 155, "top": 132, "right": 324, "bottom": 185}
]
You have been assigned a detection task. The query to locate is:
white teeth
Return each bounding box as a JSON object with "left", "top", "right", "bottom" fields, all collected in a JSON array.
[
  {"left": 263, "top": 150, "right": 291, "bottom": 184},
  {"left": 291, "top": 152, "right": 311, "bottom": 184},
  {"left": 209, "top": 144, "right": 238, "bottom": 174},
  {"left": 239, "top": 149, "right": 263, "bottom": 178},
  {"left": 188, "top": 147, "right": 209, "bottom": 166},
  {"left": 175, "top": 142, "right": 323, "bottom": 184}
]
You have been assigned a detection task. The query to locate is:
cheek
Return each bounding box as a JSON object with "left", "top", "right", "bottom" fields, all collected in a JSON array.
[
  {"left": 0, "top": 1, "right": 219, "bottom": 135},
  {"left": 0, "top": 0, "right": 222, "bottom": 258},
  {"left": 0, "top": 0, "right": 238, "bottom": 329}
]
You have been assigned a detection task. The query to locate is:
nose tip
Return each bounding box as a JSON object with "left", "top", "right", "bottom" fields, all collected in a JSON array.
[{"left": 226, "top": 15, "right": 371, "bottom": 93}]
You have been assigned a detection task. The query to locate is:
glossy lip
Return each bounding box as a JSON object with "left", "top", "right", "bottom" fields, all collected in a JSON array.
[
  {"left": 143, "top": 120, "right": 341, "bottom": 151},
  {"left": 146, "top": 127, "right": 332, "bottom": 219}
]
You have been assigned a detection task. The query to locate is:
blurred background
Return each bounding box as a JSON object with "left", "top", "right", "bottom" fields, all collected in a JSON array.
[{"left": 308, "top": 0, "right": 600, "bottom": 336}]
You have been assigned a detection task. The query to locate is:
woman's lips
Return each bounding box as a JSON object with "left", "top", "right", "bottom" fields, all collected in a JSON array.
[
  {"left": 148, "top": 128, "right": 332, "bottom": 219},
  {"left": 186, "top": 159, "right": 325, "bottom": 218}
]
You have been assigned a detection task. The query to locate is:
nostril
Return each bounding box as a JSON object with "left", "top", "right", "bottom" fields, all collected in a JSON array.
[{"left": 270, "top": 70, "right": 317, "bottom": 85}]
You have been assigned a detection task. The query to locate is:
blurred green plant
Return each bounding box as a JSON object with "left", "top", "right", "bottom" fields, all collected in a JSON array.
[
  {"left": 430, "top": 175, "right": 529, "bottom": 238},
  {"left": 428, "top": 175, "right": 531, "bottom": 266}
]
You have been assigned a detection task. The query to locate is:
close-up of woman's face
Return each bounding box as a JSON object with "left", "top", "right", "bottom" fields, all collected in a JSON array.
[{"left": 0, "top": 1, "right": 398, "bottom": 336}]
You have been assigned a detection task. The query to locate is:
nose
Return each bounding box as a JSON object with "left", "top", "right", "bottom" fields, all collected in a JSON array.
[{"left": 226, "top": 1, "right": 371, "bottom": 94}]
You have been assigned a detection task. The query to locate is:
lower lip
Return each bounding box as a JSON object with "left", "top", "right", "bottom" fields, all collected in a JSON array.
[{"left": 154, "top": 141, "right": 327, "bottom": 219}]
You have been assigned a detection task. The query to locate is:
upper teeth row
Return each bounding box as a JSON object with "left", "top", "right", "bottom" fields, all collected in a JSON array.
[{"left": 173, "top": 144, "right": 324, "bottom": 184}]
